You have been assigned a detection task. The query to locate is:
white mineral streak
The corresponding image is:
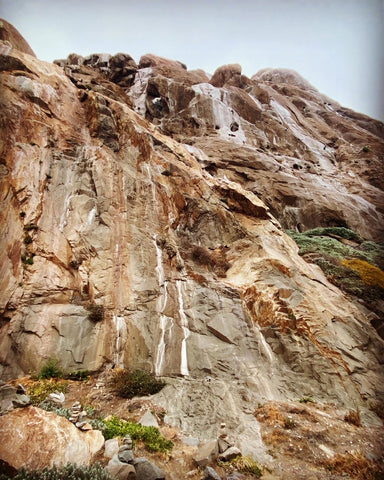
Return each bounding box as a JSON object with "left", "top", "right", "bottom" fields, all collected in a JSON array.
[
  {"left": 192, "top": 83, "right": 246, "bottom": 144},
  {"left": 113, "top": 315, "right": 127, "bottom": 367},
  {"left": 59, "top": 193, "right": 73, "bottom": 232},
  {"left": 128, "top": 67, "right": 153, "bottom": 114},
  {"left": 87, "top": 206, "right": 97, "bottom": 226},
  {"left": 270, "top": 99, "right": 333, "bottom": 169},
  {"left": 154, "top": 235, "right": 168, "bottom": 376},
  {"left": 258, "top": 330, "right": 275, "bottom": 364},
  {"left": 176, "top": 280, "right": 190, "bottom": 376}
]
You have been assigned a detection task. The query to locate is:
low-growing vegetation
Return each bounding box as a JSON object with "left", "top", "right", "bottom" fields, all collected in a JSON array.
[
  {"left": 324, "top": 451, "right": 384, "bottom": 480},
  {"left": 286, "top": 228, "right": 384, "bottom": 305},
  {"left": 28, "top": 380, "right": 68, "bottom": 405},
  {"left": 110, "top": 368, "right": 166, "bottom": 399},
  {"left": 101, "top": 415, "right": 173, "bottom": 453},
  {"left": 219, "top": 455, "right": 263, "bottom": 477},
  {"left": 0, "top": 463, "right": 114, "bottom": 480}
]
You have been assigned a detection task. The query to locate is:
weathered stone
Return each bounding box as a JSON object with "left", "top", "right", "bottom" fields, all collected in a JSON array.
[
  {"left": 0, "top": 384, "right": 30, "bottom": 414},
  {"left": 47, "top": 392, "right": 65, "bottom": 405},
  {"left": 218, "top": 446, "right": 242, "bottom": 461},
  {"left": 104, "top": 438, "right": 120, "bottom": 459},
  {"left": 193, "top": 440, "right": 219, "bottom": 467},
  {"left": 123, "top": 434, "right": 133, "bottom": 448},
  {"left": 77, "top": 422, "right": 93, "bottom": 431},
  {"left": 209, "top": 63, "right": 242, "bottom": 88},
  {"left": 118, "top": 447, "right": 134, "bottom": 463},
  {"left": 218, "top": 437, "right": 232, "bottom": 453},
  {"left": 133, "top": 457, "right": 165, "bottom": 480},
  {"left": 204, "top": 466, "right": 222, "bottom": 480},
  {"left": 0, "top": 19, "right": 36, "bottom": 56},
  {"left": 139, "top": 410, "right": 159, "bottom": 428},
  {"left": 182, "top": 435, "right": 200, "bottom": 446},
  {"left": 107, "top": 456, "right": 136, "bottom": 480},
  {"left": 0, "top": 406, "right": 104, "bottom": 469}
]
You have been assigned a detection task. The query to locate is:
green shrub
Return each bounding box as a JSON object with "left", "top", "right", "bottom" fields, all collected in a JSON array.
[
  {"left": 101, "top": 415, "right": 173, "bottom": 453},
  {"left": 286, "top": 230, "right": 363, "bottom": 260},
  {"left": 0, "top": 463, "right": 114, "bottom": 480},
  {"left": 362, "top": 145, "right": 370, "bottom": 153},
  {"left": 303, "top": 227, "right": 363, "bottom": 243},
  {"left": 299, "top": 397, "right": 315, "bottom": 403},
  {"left": 38, "top": 358, "right": 64, "bottom": 379},
  {"left": 110, "top": 368, "right": 165, "bottom": 399},
  {"left": 28, "top": 380, "right": 68, "bottom": 405}
]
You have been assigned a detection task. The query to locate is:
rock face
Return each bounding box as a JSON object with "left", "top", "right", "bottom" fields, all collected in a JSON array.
[
  {"left": 1, "top": 19, "right": 384, "bottom": 460},
  {"left": 0, "top": 406, "right": 104, "bottom": 469}
]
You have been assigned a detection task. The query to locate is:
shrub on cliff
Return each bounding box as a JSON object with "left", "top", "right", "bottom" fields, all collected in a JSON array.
[
  {"left": 101, "top": 415, "right": 173, "bottom": 452},
  {"left": 38, "top": 358, "right": 64, "bottom": 380},
  {"left": 0, "top": 463, "right": 114, "bottom": 480},
  {"left": 286, "top": 229, "right": 384, "bottom": 303},
  {"left": 342, "top": 258, "right": 384, "bottom": 289},
  {"left": 87, "top": 304, "right": 104, "bottom": 322},
  {"left": 110, "top": 368, "right": 165, "bottom": 399}
]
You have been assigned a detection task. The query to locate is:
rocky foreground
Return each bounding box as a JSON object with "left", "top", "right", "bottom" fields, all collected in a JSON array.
[{"left": 0, "top": 18, "right": 383, "bottom": 479}]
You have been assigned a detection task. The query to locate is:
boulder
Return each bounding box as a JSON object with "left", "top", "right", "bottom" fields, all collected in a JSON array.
[
  {"left": 133, "top": 457, "right": 166, "bottom": 480},
  {"left": 47, "top": 391, "right": 65, "bottom": 406},
  {"left": 193, "top": 439, "right": 219, "bottom": 467},
  {"left": 209, "top": 63, "right": 242, "bottom": 88},
  {"left": 107, "top": 456, "right": 136, "bottom": 479},
  {"left": 0, "top": 383, "right": 30, "bottom": 414},
  {"left": 218, "top": 437, "right": 232, "bottom": 453},
  {"left": 139, "top": 410, "right": 159, "bottom": 428},
  {"left": 204, "top": 466, "right": 222, "bottom": 479},
  {"left": 118, "top": 447, "right": 134, "bottom": 463},
  {"left": 104, "top": 437, "right": 120, "bottom": 458},
  {"left": 0, "top": 406, "right": 104, "bottom": 469},
  {"left": 0, "top": 19, "right": 36, "bottom": 56},
  {"left": 218, "top": 446, "right": 241, "bottom": 462}
]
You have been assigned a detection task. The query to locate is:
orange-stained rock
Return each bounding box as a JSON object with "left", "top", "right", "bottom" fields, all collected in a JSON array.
[
  {"left": 0, "top": 18, "right": 36, "bottom": 56},
  {"left": 0, "top": 406, "right": 104, "bottom": 469},
  {"left": 139, "top": 53, "right": 209, "bottom": 85},
  {"left": 209, "top": 63, "right": 242, "bottom": 87}
]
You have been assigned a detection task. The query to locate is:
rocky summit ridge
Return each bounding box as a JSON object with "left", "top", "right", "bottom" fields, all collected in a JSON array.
[{"left": 0, "top": 18, "right": 384, "bottom": 478}]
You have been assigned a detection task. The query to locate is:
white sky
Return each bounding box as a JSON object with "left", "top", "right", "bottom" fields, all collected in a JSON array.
[{"left": 1, "top": 0, "right": 383, "bottom": 121}]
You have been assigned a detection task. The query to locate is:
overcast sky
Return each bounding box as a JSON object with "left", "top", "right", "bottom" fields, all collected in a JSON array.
[{"left": 1, "top": 0, "right": 383, "bottom": 121}]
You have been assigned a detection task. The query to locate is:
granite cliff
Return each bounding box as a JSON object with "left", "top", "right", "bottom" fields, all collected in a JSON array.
[{"left": 1, "top": 18, "right": 384, "bottom": 464}]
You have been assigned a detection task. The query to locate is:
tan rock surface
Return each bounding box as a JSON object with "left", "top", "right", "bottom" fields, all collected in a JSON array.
[{"left": 0, "top": 406, "right": 104, "bottom": 469}]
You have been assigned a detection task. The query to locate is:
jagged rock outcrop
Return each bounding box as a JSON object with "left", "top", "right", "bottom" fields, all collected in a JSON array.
[{"left": 1, "top": 19, "right": 384, "bottom": 460}]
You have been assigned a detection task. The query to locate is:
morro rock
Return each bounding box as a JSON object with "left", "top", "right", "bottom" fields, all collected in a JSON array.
[{"left": 0, "top": 18, "right": 383, "bottom": 461}]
